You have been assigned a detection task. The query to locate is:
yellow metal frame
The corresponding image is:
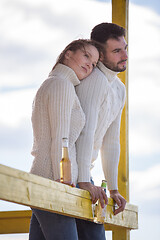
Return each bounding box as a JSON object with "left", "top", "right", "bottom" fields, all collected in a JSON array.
[
  {"left": 112, "top": 1, "right": 130, "bottom": 239},
  {"left": 112, "top": 0, "right": 129, "bottom": 203}
]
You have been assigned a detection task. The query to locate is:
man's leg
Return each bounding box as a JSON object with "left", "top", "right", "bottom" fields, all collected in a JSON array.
[
  {"left": 30, "top": 208, "right": 78, "bottom": 240},
  {"left": 76, "top": 218, "right": 106, "bottom": 240},
  {"left": 76, "top": 178, "right": 106, "bottom": 240}
]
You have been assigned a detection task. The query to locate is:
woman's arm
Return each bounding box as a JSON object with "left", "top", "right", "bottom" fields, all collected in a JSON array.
[{"left": 48, "top": 79, "right": 75, "bottom": 181}]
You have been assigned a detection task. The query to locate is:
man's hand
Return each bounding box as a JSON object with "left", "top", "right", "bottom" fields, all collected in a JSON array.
[
  {"left": 109, "top": 190, "right": 126, "bottom": 215},
  {"left": 78, "top": 182, "right": 108, "bottom": 208}
]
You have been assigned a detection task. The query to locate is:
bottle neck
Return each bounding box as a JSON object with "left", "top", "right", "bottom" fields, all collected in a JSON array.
[
  {"left": 62, "top": 138, "right": 68, "bottom": 148},
  {"left": 101, "top": 180, "right": 107, "bottom": 193},
  {"left": 62, "top": 138, "right": 69, "bottom": 159}
]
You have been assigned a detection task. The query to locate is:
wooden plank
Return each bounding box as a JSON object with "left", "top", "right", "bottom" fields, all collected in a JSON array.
[
  {"left": 104, "top": 199, "right": 138, "bottom": 230},
  {"left": 0, "top": 164, "right": 92, "bottom": 220},
  {"left": 0, "top": 204, "right": 138, "bottom": 234},
  {"left": 0, "top": 164, "right": 138, "bottom": 234}
]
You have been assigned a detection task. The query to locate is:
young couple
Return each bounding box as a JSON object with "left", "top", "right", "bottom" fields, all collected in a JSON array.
[{"left": 29, "top": 22, "right": 128, "bottom": 240}]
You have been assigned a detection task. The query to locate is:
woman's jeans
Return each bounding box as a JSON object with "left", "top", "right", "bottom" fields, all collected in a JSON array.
[{"left": 29, "top": 208, "right": 106, "bottom": 240}]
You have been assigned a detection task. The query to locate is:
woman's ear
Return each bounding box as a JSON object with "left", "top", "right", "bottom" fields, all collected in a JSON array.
[{"left": 65, "top": 50, "right": 72, "bottom": 60}]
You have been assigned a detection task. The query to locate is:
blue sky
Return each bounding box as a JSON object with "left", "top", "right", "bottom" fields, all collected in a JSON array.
[{"left": 0, "top": 0, "right": 160, "bottom": 239}]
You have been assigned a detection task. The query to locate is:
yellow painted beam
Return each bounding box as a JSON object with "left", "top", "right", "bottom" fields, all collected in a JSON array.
[
  {"left": 112, "top": 0, "right": 129, "bottom": 203},
  {"left": 112, "top": 0, "right": 130, "bottom": 239},
  {"left": 0, "top": 210, "right": 32, "bottom": 234},
  {"left": 0, "top": 203, "right": 138, "bottom": 234},
  {"left": 0, "top": 164, "right": 138, "bottom": 234},
  {"left": 112, "top": 227, "right": 130, "bottom": 239},
  {"left": 0, "top": 199, "right": 138, "bottom": 234}
]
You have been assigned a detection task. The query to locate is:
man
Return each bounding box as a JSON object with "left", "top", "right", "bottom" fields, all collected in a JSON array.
[{"left": 75, "top": 22, "right": 128, "bottom": 239}]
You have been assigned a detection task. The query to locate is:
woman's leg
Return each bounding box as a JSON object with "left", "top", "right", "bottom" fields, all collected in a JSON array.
[
  {"left": 30, "top": 208, "right": 78, "bottom": 240},
  {"left": 29, "top": 211, "right": 45, "bottom": 240}
]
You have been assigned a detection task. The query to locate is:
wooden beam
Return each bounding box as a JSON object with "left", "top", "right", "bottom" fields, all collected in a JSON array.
[
  {"left": 0, "top": 210, "right": 32, "bottom": 234},
  {"left": 112, "top": 0, "right": 129, "bottom": 203},
  {"left": 0, "top": 164, "right": 138, "bottom": 234}
]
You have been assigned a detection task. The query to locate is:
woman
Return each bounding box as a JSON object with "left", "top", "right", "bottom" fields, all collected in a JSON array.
[{"left": 29, "top": 39, "right": 102, "bottom": 240}]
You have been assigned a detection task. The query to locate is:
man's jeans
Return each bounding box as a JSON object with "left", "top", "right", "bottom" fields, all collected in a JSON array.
[{"left": 29, "top": 208, "right": 106, "bottom": 240}]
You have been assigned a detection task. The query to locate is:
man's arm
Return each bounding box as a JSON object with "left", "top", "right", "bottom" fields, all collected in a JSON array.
[
  {"left": 75, "top": 70, "right": 108, "bottom": 205},
  {"left": 75, "top": 71, "right": 103, "bottom": 182},
  {"left": 101, "top": 111, "right": 126, "bottom": 214}
]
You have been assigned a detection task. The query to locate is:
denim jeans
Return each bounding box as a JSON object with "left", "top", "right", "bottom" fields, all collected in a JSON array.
[
  {"left": 29, "top": 209, "right": 78, "bottom": 240},
  {"left": 29, "top": 179, "right": 106, "bottom": 240},
  {"left": 29, "top": 209, "right": 105, "bottom": 240}
]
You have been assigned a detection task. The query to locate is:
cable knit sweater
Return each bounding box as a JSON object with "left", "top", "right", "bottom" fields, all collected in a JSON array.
[
  {"left": 76, "top": 61, "right": 126, "bottom": 190},
  {"left": 30, "top": 64, "right": 85, "bottom": 185}
]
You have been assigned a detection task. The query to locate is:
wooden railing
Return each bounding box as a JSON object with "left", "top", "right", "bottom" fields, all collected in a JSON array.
[{"left": 0, "top": 164, "right": 138, "bottom": 236}]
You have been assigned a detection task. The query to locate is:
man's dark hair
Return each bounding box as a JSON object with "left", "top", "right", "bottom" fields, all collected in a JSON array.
[{"left": 91, "top": 22, "right": 126, "bottom": 44}]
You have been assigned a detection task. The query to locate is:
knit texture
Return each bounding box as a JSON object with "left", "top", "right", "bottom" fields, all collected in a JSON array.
[
  {"left": 76, "top": 62, "right": 126, "bottom": 190},
  {"left": 30, "top": 64, "right": 85, "bottom": 185}
]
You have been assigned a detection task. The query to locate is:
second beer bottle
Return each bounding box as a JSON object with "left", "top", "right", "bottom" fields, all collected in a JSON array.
[{"left": 60, "top": 137, "right": 72, "bottom": 185}]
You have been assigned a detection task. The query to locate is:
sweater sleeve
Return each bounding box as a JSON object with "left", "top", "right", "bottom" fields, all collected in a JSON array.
[
  {"left": 48, "top": 79, "right": 75, "bottom": 180},
  {"left": 100, "top": 78, "right": 126, "bottom": 190},
  {"left": 76, "top": 72, "right": 103, "bottom": 182},
  {"left": 76, "top": 106, "right": 99, "bottom": 182},
  {"left": 100, "top": 110, "right": 122, "bottom": 190}
]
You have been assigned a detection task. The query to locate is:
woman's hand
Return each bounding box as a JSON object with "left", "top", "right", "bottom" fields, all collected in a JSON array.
[
  {"left": 78, "top": 182, "right": 108, "bottom": 208},
  {"left": 55, "top": 179, "right": 75, "bottom": 187}
]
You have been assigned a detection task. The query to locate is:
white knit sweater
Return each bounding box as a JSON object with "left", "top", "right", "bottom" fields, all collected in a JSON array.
[
  {"left": 30, "top": 64, "right": 85, "bottom": 185},
  {"left": 76, "top": 62, "right": 126, "bottom": 190}
]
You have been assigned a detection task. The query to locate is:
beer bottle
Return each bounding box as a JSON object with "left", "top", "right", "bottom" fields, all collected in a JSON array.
[
  {"left": 97, "top": 180, "right": 107, "bottom": 223},
  {"left": 60, "top": 138, "right": 71, "bottom": 184}
]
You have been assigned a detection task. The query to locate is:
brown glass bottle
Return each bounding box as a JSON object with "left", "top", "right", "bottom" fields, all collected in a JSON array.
[{"left": 60, "top": 138, "right": 71, "bottom": 184}]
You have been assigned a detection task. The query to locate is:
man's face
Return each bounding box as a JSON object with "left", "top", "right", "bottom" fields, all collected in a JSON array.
[{"left": 101, "top": 36, "right": 128, "bottom": 72}]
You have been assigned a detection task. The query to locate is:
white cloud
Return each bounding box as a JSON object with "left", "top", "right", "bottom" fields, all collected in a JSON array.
[
  {"left": 129, "top": 4, "right": 160, "bottom": 60},
  {"left": 0, "top": 89, "right": 35, "bottom": 127},
  {"left": 130, "top": 164, "right": 160, "bottom": 202},
  {"left": 128, "top": 4, "right": 160, "bottom": 156},
  {"left": 0, "top": 0, "right": 111, "bottom": 88}
]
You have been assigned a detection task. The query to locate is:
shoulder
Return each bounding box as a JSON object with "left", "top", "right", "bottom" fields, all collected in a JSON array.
[
  {"left": 42, "top": 76, "right": 74, "bottom": 93},
  {"left": 76, "top": 67, "right": 109, "bottom": 93},
  {"left": 35, "top": 76, "right": 75, "bottom": 103},
  {"left": 76, "top": 68, "right": 110, "bottom": 107},
  {"left": 85, "top": 67, "right": 108, "bottom": 84}
]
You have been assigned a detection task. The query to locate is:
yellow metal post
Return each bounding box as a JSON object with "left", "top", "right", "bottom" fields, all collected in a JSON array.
[
  {"left": 112, "top": 0, "right": 130, "bottom": 239},
  {"left": 112, "top": 0, "right": 129, "bottom": 202}
]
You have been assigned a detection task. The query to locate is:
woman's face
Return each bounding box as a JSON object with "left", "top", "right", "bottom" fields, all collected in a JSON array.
[{"left": 64, "top": 45, "right": 99, "bottom": 80}]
